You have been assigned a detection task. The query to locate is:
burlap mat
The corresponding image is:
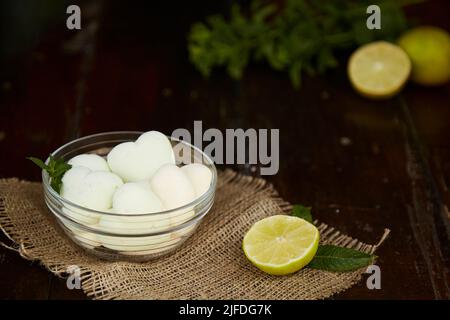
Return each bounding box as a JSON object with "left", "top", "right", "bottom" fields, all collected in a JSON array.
[{"left": 0, "top": 170, "right": 389, "bottom": 299}]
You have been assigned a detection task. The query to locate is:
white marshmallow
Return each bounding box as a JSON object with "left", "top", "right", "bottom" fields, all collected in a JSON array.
[
  {"left": 150, "top": 164, "right": 196, "bottom": 210},
  {"left": 70, "top": 228, "right": 101, "bottom": 249},
  {"left": 61, "top": 166, "right": 91, "bottom": 189},
  {"left": 107, "top": 131, "right": 175, "bottom": 182},
  {"left": 97, "top": 212, "right": 171, "bottom": 235},
  {"left": 96, "top": 231, "right": 175, "bottom": 253},
  {"left": 61, "top": 205, "right": 100, "bottom": 225},
  {"left": 97, "top": 189, "right": 172, "bottom": 251},
  {"left": 68, "top": 154, "right": 110, "bottom": 172},
  {"left": 166, "top": 164, "right": 213, "bottom": 235},
  {"left": 60, "top": 167, "right": 104, "bottom": 225},
  {"left": 93, "top": 182, "right": 168, "bottom": 236},
  {"left": 112, "top": 182, "right": 164, "bottom": 214},
  {"left": 181, "top": 163, "right": 212, "bottom": 197},
  {"left": 172, "top": 224, "right": 197, "bottom": 242},
  {"left": 61, "top": 167, "right": 123, "bottom": 211},
  {"left": 168, "top": 209, "right": 195, "bottom": 226},
  {"left": 56, "top": 211, "right": 101, "bottom": 250}
]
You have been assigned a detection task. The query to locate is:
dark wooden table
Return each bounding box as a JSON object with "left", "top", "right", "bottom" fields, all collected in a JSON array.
[{"left": 0, "top": 0, "right": 449, "bottom": 299}]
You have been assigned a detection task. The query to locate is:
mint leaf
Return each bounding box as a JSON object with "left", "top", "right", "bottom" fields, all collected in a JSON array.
[
  {"left": 28, "top": 155, "right": 71, "bottom": 194},
  {"left": 289, "top": 205, "right": 376, "bottom": 272},
  {"left": 308, "top": 245, "right": 376, "bottom": 272},
  {"left": 291, "top": 204, "right": 313, "bottom": 223},
  {"left": 26, "top": 157, "right": 48, "bottom": 171},
  {"left": 53, "top": 158, "right": 71, "bottom": 176},
  {"left": 188, "top": 0, "right": 410, "bottom": 88}
]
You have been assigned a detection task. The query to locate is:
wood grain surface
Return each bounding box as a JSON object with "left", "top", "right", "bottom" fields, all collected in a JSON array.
[{"left": 0, "top": 0, "right": 449, "bottom": 299}]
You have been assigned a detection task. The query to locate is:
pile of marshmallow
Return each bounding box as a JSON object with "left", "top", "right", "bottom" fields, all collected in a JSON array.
[{"left": 59, "top": 131, "right": 212, "bottom": 237}]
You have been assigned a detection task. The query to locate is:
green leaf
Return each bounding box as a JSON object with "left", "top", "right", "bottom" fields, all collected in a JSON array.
[
  {"left": 50, "top": 176, "right": 64, "bottom": 194},
  {"left": 27, "top": 157, "right": 48, "bottom": 170},
  {"left": 46, "top": 155, "right": 57, "bottom": 174},
  {"left": 53, "top": 163, "right": 71, "bottom": 178},
  {"left": 187, "top": 0, "right": 410, "bottom": 88},
  {"left": 27, "top": 155, "right": 71, "bottom": 194},
  {"left": 288, "top": 63, "right": 302, "bottom": 89},
  {"left": 251, "top": 3, "right": 276, "bottom": 23},
  {"left": 308, "top": 245, "right": 376, "bottom": 272},
  {"left": 291, "top": 204, "right": 312, "bottom": 223}
]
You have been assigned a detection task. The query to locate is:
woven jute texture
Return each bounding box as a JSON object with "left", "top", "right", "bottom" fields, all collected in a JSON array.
[{"left": 0, "top": 170, "right": 389, "bottom": 300}]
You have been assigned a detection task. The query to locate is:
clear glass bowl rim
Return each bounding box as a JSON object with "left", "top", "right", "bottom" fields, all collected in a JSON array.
[{"left": 42, "top": 131, "right": 217, "bottom": 217}]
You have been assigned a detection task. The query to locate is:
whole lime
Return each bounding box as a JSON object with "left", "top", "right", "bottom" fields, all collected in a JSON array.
[{"left": 398, "top": 26, "right": 450, "bottom": 86}]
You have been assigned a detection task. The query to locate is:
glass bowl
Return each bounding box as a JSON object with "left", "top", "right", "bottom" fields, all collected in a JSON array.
[{"left": 42, "top": 131, "right": 217, "bottom": 262}]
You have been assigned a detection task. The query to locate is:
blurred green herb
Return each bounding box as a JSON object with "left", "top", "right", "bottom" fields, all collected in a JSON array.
[
  {"left": 188, "top": 0, "right": 414, "bottom": 88},
  {"left": 27, "top": 156, "right": 71, "bottom": 193}
]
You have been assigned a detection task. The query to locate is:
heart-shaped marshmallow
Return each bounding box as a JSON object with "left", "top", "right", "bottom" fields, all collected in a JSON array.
[
  {"left": 97, "top": 182, "right": 171, "bottom": 251},
  {"left": 68, "top": 154, "right": 110, "bottom": 172},
  {"left": 61, "top": 166, "right": 123, "bottom": 212},
  {"left": 150, "top": 164, "right": 196, "bottom": 210},
  {"left": 112, "top": 182, "right": 164, "bottom": 214},
  {"left": 107, "top": 131, "right": 175, "bottom": 182},
  {"left": 181, "top": 163, "right": 212, "bottom": 197}
]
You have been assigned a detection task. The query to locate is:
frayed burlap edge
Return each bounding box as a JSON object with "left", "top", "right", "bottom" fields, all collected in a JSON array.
[{"left": 0, "top": 170, "right": 390, "bottom": 300}]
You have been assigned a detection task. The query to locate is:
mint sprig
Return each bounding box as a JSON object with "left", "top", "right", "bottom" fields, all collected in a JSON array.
[
  {"left": 291, "top": 204, "right": 377, "bottom": 272},
  {"left": 291, "top": 204, "right": 313, "bottom": 223},
  {"left": 188, "top": 0, "right": 411, "bottom": 88},
  {"left": 27, "top": 156, "right": 71, "bottom": 193},
  {"left": 308, "top": 245, "right": 376, "bottom": 272}
]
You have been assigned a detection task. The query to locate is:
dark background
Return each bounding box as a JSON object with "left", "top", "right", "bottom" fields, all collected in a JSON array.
[{"left": 0, "top": 0, "right": 449, "bottom": 299}]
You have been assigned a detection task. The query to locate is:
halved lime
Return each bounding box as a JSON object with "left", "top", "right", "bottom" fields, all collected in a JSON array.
[
  {"left": 348, "top": 41, "right": 411, "bottom": 99},
  {"left": 243, "top": 215, "right": 319, "bottom": 275}
]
